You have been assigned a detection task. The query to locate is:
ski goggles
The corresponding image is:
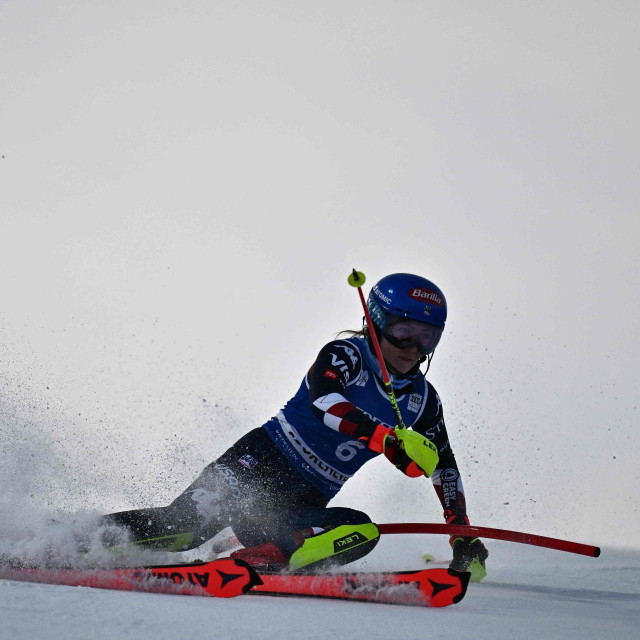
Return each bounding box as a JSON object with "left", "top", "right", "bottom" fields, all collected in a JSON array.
[{"left": 382, "top": 318, "right": 443, "bottom": 356}]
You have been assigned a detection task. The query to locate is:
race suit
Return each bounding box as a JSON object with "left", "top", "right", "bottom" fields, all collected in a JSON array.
[{"left": 263, "top": 336, "right": 466, "bottom": 513}]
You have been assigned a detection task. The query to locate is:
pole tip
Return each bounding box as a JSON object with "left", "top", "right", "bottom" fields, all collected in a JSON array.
[{"left": 348, "top": 269, "right": 366, "bottom": 287}]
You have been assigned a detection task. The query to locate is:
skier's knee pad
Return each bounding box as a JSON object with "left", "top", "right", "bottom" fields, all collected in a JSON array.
[{"left": 288, "top": 522, "right": 380, "bottom": 571}]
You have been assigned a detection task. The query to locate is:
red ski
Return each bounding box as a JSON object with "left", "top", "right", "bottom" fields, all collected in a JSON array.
[
  {"left": 1, "top": 560, "right": 468, "bottom": 607},
  {"left": 253, "top": 567, "right": 470, "bottom": 607},
  {"left": 0, "top": 558, "right": 261, "bottom": 598}
]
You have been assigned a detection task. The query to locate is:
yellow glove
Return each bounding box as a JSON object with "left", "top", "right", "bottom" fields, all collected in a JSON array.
[{"left": 394, "top": 427, "right": 439, "bottom": 477}]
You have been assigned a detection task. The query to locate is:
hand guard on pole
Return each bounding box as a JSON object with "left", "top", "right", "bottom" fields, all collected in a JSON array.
[
  {"left": 394, "top": 428, "right": 439, "bottom": 477},
  {"left": 367, "top": 425, "right": 439, "bottom": 478}
]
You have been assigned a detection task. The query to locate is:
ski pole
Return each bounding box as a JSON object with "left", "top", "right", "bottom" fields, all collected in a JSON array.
[
  {"left": 377, "top": 523, "right": 601, "bottom": 557},
  {"left": 347, "top": 269, "right": 406, "bottom": 429}
]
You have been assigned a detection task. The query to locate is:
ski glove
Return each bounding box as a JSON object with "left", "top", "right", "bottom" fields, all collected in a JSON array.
[
  {"left": 394, "top": 427, "right": 439, "bottom": 477},
  {"left": 359, "top": 424, "right": 416, "bottom": 476},
  {"left": 362, "top": 425, "right": 439, "bottom": 478},
  {"left": 450, "top": 537, "right": 488, "bottom": 582},
  {"left": 446, "top": 512, "right": 488, "bottom": 583},
  {"left": 360, "top": 424, "right": 397, "bottom": 454},
  {"left": 378, "top": 427, "right": 439, "bottom": 478}
]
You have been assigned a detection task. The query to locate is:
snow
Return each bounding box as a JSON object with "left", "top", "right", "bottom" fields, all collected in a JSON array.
[
  {"left": 2, "top": 537, "right": 639, "bottom": 640},
  {"left": 1, "top": 3, "right": 639, "bottom": 639}
]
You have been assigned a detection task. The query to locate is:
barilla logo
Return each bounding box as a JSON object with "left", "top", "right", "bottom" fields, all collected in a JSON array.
[{"left": 409, "top": 287, "right": 443, "bottom": 306}]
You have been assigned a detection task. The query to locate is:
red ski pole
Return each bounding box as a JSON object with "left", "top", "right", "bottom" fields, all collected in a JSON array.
[
  {"left": 347, "top": 269, "right": 406, "bottom": 429},
  {"left": 377, "top": 523, "right": 600, "bottom": 557}
]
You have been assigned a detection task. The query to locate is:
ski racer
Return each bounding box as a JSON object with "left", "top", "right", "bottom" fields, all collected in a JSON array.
[{"left": 102, "top": 273, "right": 488, "bottom": 580}]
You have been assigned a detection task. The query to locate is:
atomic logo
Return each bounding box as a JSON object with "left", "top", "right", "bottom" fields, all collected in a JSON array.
[
  {"left": 217, "top": 570, "right": 245, "bottom": 588},
  {"left": 428, "top": 578, "right": 455, "bottom": 597}
]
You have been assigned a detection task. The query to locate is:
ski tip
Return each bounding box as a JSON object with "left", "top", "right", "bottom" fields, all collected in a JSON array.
[
  {"left": 447, "top": 568, "right": 471, "bottom": 605},
  {"left": 230, "top": 558, "right": 264, "bottom": 592}
]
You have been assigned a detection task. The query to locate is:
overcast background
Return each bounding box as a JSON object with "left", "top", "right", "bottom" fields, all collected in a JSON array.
[{"left": 1, "top": 1, "right": 638, "bottom": 549}]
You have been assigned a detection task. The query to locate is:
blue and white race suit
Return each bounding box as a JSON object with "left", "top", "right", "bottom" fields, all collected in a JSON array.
[{"left": 262, "top": 336, "right": 466, "bottom": 515}]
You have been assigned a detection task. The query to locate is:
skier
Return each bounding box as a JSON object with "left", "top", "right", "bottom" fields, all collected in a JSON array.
[{"left": 102, "top": 273, "right": 488, "bottom": 580}]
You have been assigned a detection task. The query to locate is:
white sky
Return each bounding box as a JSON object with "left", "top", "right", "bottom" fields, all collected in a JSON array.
[{"left": 1, "top": 1, "right": 639, "bottom": 547}]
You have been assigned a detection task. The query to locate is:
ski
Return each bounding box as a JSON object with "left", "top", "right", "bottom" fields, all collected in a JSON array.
[
  {"left": 252, "top": 567, "right": 470, "bottom": 607},
  {"left": 0, "top": 558, "right": 261, "bottom": 598},
  {"left": 1, "top": 559, "right": 469, "bottom": 607}
]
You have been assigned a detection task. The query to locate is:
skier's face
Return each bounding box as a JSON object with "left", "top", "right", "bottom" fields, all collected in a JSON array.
[{"left": 380, "top": 336, "right": 423, "bottom": 374}]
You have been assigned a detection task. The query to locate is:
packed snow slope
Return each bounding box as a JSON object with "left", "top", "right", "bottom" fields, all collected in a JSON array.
[
  {"left": 1, "top": 3, "right": 639, "bottom": 638},
  {"left": 1, "top": 536, "right": 639, "bottom": 640}
]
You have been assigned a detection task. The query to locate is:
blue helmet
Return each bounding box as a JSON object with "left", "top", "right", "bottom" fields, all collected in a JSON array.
[{"left": 367, "top": 273, "right": 447, "bottom": 330}]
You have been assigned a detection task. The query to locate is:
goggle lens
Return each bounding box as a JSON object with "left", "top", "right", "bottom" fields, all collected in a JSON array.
[{"left": 382, "top": 319, "right": 443, "bottom": 355}]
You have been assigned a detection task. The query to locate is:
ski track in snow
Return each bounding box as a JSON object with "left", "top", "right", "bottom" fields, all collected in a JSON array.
[{"left": 1, "top": 539, "right": 639, "bottom": 640}]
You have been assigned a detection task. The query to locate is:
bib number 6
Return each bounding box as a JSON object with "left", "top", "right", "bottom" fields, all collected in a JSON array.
[{"left": 335, "top": 440, "right": 366, "bottom": 461}]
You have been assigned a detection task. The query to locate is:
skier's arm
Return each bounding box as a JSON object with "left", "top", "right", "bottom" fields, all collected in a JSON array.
[
  {"left": 411, "top": 385, "right": 489, "bottom": 581},
  {"left": 307, "top": 341, "right": 392, "bottom": 452},
  {"left": 410, "top": 384, "right": 467, "bottom": 518},
  {"left": 307, "top": 342, "right": 437, "bottom": 473},
  {"left": 307, "top": 341, "right": 381, "bottom": 441}
]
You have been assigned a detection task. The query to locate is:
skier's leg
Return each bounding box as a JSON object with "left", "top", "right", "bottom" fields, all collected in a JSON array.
[
  {"left": 101, "top": 507, "right": 201, "bottom": 550},
  {"left": 101, "top": 466, "right": 231, "bottom": 551},
  {"left": 231, "top": 503, "right": 381, "bottom": 571},
  {"left": 213, "top": 433, "right": 384, "bottom": 570},
  {"left": 101, "top": 427, "right": 273, "bottom": 551},
  {"left": 286, "top": 506, "right": 380, "bottom": 570}
]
